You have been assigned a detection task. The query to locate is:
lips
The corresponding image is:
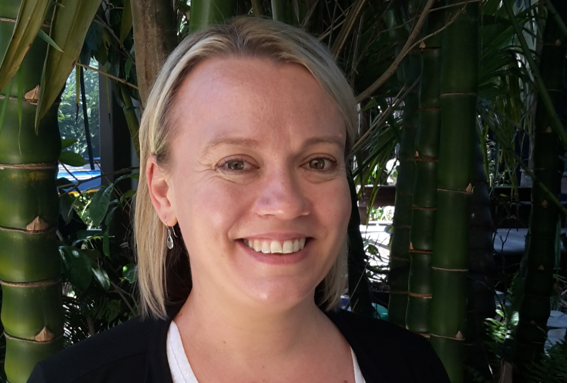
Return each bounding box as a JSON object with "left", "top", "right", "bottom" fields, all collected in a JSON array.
[{"left": 242, "top": 238, "right": 307, "bottom": 254}]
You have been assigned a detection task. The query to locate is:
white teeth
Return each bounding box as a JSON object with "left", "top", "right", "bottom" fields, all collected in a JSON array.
[
  {"left": 270, "top": 240, "right": 282, "bottom": 253},
  {"left": 244, "top": 238, "right": 307, "bottom": 254},
  {"left": 282, "top": 241, "right": 293, "bottom": 254},
  {"left": 261, "top": 241, "right": 271, "bottom": 254},
  {"left": 292, "top": 240, "right": 300, "bottom": 252}
]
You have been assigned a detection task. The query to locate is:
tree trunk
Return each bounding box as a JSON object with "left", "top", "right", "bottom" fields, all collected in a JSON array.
[
  {"left": 406, "top": 0, "right": 443, "bottom": 336},
  {"left": 131, "top": 0, "right": 178, "bottom": 107},
  {"left": 385, "top": 2, "right": 417, "bottom": 328},
  {"left": 0, "top": 2, "right": 63, "bottom": 382},
  {"left": 514, "top": 0, "right": 566, "bottom": 374},
  {"left": 429, "top": 0, "right": 478, "bottom": 381}
]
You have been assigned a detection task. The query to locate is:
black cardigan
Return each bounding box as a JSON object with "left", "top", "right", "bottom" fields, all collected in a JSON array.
[{"left": 28, "top": 307, "right": 450, "bottom": 383}]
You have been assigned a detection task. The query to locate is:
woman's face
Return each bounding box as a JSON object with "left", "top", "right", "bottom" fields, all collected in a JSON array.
[{"left": 152, "top": 57, "right": 351, "bottom": 311}]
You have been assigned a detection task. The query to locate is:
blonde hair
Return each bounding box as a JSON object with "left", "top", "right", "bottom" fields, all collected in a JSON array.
[{"left": 135, "top": 16, "right": 357, "bottom": 319}]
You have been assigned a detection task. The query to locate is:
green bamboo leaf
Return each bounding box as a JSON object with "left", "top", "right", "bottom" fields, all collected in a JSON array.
[
  {"left": 37, "top": 29, "right": 63, "bottom": 52},
  {"left": 89, "top": 184, "right": 114, "bottom": 227},
  {"left": 35, "top": 0, "right": 103, "bottom": 130},
  {"left": 17, "top": 69, "right": 23, "bottom": 130},
  {"left": 0, "top": 0, "right": 52, "bottom": 92},
  {"left": 59, "top": 151, "right": 87, "bottom": 166},
  {"left": 0, "top": 79, "right": 13, "bottom": 135},
  {"left": 119, "top": 0, "right": 133, "bottom": 44},
  {"left": 61, "top": 138, "right": 77, "bottom": 149}
]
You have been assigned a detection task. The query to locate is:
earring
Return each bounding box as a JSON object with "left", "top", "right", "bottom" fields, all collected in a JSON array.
[
  {"left": 166, "top": 221, "right": 177, "bottom": 250},
  {"left": 166, "top": 226, "right": 174, "bottom": 249}
]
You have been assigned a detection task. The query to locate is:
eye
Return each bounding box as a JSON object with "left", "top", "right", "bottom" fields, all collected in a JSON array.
[
  {"left": 309, "top": 158, "right": 326, "bottom": 170},
  {"left": 226, "top": 159, "right": 245, "bottom": 170},
  {"left": 217, "top": 157, "right": 256, "bottom": 174},
  {"left": 306, "top": 157, "right": 336, "bottom": 171}
]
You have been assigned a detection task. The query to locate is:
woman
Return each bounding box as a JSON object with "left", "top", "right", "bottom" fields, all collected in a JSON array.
[{"left": 29, "top": 17, "right": 449, "bottom": 383}]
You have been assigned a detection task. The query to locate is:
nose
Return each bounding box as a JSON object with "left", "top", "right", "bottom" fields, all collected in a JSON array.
[{"left": 252, "top": 167, "right": 311, "bottom": 220}]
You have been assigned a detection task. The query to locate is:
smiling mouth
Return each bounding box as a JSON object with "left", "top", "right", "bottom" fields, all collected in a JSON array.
[{"left": 242, "top": 238, "right": 307, "bottom": 254}]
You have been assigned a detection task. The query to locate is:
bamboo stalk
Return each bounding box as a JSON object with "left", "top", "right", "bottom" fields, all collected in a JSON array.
[
  {"left": 514, "top": 0, "right": 566, "bottom": 371},
  {"left": 502, "top": 0, "right": 566, "bottom": 148},
  {"left": 428, "top": 0, "right": 479, "bottom": 381},
  {"left": 271, "top": 0, "right": 284, "bottom": 22},
  {"left": 386, "top": 2, "right": 420, "bottom": 328},
  {"left": 406, "top": 0, "right": 443, "bottom": 336},
  {"left": 0, "top": 2, "right": 64, "bottom": 379}
]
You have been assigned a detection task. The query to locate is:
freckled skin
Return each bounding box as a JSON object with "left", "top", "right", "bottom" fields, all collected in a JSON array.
[{"left": 148, "top": 57, "right": 355, "bottom": 382}]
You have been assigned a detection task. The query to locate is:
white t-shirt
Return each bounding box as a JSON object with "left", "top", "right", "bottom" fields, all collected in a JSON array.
[{"left": 167, "top": 321, "right": 366, "bottom": 383}]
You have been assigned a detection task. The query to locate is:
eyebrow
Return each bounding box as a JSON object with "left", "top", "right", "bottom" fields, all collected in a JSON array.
[{"left": 201, "top": 135, "right": 345, "bottom": 156}]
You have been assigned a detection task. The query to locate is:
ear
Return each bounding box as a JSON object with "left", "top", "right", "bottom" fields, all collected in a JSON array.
[{"left": 146, "top": 155, "right": 177, "bottom": 226}]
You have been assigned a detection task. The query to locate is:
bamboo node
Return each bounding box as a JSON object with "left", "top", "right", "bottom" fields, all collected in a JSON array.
[
  {"left": 465, "top": 183, "right": 474, "bottom": 193},
  {"left": 408, "top": 292, "right": 432, "bottom": 298},
  {"left": 35, "top": 327, "right": 54, "bottom": 342},
  {"left": 27, "top": 216, "right": 49, "bottom": 232},
  {"left": 419, "top": 41, "right": 426, "bottom": 49},
  {"left": 409, "top": 242, "right": 414, "bottom": 250},
  {"left": 430, "top": 333, "right": 465, "bottom": 341},
  {"left": 24, "top": 85, "right": 40, "bottom": 103}
]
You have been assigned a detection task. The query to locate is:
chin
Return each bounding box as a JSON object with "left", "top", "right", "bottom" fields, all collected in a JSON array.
[{"left": 238, "top": 278, "right": 320, "bottom": 311}]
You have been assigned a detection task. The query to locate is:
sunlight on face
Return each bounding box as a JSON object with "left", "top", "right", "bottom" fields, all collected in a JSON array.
[{"left": 168, "top": 57, "right": 351, "bottom": 311}]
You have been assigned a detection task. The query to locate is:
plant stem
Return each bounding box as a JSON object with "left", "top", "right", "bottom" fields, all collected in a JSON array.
[
  {"left": 355, "top": 0, "right": 435, "bottom": 103},
  {"left": 502, "top": 0, "right": 567, "bottom": 148},
  {"left": 271, "top": 0, "right": 284, "bottom": 21}
]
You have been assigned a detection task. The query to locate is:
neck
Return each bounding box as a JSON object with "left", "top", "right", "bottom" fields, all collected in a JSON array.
[{"left": 173, "top": 283, "right": 327, "bottom": 364}]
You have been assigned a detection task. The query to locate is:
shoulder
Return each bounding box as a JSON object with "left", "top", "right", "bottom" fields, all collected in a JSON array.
[
  {"left": 327, "top": 310, "right": 450, "bottom": 383},
  {"left": 28, "top": 314, "right": 171, "bottom": 383}
]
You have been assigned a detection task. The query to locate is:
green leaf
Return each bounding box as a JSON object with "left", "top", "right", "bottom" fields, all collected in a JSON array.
[
  {"left": 59, "top": 193, "right": 77, "bottom": 224},
  {"left": 122, "top": 263, "right": 137, "bottom": 284},
  {"left": 89, "top": 184, "right": 114, "bottom": 227},
  {"left": 59, "top": 151, "right": 87, "bottom": 166},
  {"left": 119, "top": 0, "right": 133, "bottom": 44},
  {"left": 61, "top": 138, "right": 78, "bottom": 150},
  {"left": 59, "top": 246, "right": 92, "bottom": 292},
  {"left": 91, "top": 267, "right": 110, "bottom": 291},
  {"left": 17, "top": 68, "right": 23, "bottom": 131},
  {"left": 0, "top": 0, "right": 52, "bottom": 92},
  {"left": 123, "top": 189, "right": 136, "bottom": 199},
  {"left": 0, "top": 78, "right": 13, "bottom": 135},
  {"left": 37, "top": 29, "right": 64, "bottom": 52}
]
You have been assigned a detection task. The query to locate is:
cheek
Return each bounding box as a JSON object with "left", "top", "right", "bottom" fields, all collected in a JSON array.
[
  {"left": 312, "top": 179, "right": 351, "bottom": 234},
  {"left": 173, "top": 174, "right": 254, "bottom": 242}
]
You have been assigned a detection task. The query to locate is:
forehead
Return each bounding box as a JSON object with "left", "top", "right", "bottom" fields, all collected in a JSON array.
[{"left": 169, "top": 56, "right": 346, "bottom": 144}]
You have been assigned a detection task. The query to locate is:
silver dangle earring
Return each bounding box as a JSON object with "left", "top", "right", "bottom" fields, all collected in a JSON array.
[{"left": 166, "top": 222, "right": 177, "bottom": 249}]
